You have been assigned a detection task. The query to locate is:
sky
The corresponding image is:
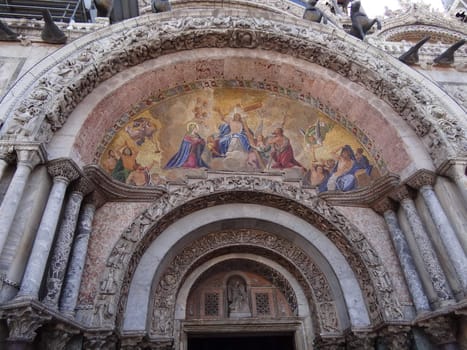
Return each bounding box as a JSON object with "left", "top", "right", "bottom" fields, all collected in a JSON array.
[{"left": 360, "top": 0, "right": 445, "bottom": 17}]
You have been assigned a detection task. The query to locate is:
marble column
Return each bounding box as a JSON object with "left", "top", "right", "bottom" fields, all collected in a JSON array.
[
  {"left": 15, "top": 159, "right": 80, "bottom": 300},
  {"left": 407, "top": 170, "right": 467, "bottom": 291},
  {"left": 42, "top": 178, "right": 93, "bottom": 308},
  {"left": 373, "top": 198, "right": 430, "bottom": 313},
  {"left": 59, "top": 192, "right": 103, "bottom": 316},
  {"left": 391, "top": 185, "right": 453, "bottom": 305},
  {"left": 437, "top": 158, "right": 467, "bottom": 206},
  {"left": 0, "top": 144, "right": 45, "bottom": 255}
]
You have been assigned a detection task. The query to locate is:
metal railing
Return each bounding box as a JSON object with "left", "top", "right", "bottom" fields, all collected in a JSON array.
[{"left": 0, "top": 0, "right": 89, "bottom": 22}]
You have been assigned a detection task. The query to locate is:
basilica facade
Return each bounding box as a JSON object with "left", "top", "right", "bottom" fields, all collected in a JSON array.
[{"left": 0, "top": 0, "right": 466, "bottom": 349}]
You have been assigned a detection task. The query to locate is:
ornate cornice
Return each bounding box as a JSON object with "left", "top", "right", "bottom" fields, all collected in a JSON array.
[
  {"left": 84, "top": 165, "right": 167, "bottom": 201},
  {"left": 318, "top": 174, "right": 400, "bottom": 207},
  {"left": 0, "top": 10, "right": 465, "bottom": 169}
]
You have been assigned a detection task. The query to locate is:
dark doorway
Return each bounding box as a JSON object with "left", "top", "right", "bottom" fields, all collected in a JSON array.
[{"left": 188, "top": 333, "right": 295, "bottom": 350}]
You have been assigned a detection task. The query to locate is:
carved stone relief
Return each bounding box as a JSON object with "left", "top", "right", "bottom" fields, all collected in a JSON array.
[
  {"left": 92, "top": 177, "right": 403, "bottom": 334},
  {"left": 148, "top": 230, "right": 337, "bottom": 336},
  {"left": 0, "top": 12, "right": 465, "bottom": 168}
]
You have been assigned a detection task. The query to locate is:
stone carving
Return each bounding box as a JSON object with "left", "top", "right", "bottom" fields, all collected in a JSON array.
[
  {"left": 83, "top": 331, "right": 117, "bottom": 350},
  {"left": 227, "top": 276, "right": 251, "bottom": 317},
  {"left": 1, "top": 13, "right": 464, "bottom": 168},
  {"left": 93, "top": 177, "right": 402, "bottom": 332},
  {"left": 47, "top": 158, "right": 81, "bottom": 183},
  {"left": 405, "top": 169, "right": 436, "bottom": 189},
  {"left": 318, "top": 302, "right": 339, "bottom": 332},
  {"left": 1, "top": 306, "right": 52, "bottom": 342},
  {"left": 419, "top": 315, "right": 458, "bottom": 346},
  {"left": 149, "top": 229, "right": 336, "bottom": 336}
]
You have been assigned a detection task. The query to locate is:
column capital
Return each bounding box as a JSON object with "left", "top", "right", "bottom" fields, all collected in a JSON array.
[
  {"left": 47, "top": 158, "right": 81, "bottom": 183},
  {"left": 1, "top": 141, "right": 47, "bottom": 168},
  {"left": 371, "top": 197, "right": 398, "bottom": 215},
  {"left": 418, "top": 315, "right": 458, "bottom": 346},
  {"left": 378, "top": 325, "right": 412, "bottom": 349},
  {"left": 389, "top": 185, "right": 416, "bottom": 202},
  {"left": 70, "top": 177, "right": 95, "bottom": 197},
  {"left": 39, "top": 323, "right": 79, "bottom": 350},
  {"left": 0, "top": 304, "right": 52, "bottom": 342},
  {"left": 83, "top": 331, "right": 117, "bottom": 350},
  {"left": 345, "top": 331, "right": 377, "bottom": 350},
  {"left": 405, "top": 169, "right": 437, "bottom": 189}
]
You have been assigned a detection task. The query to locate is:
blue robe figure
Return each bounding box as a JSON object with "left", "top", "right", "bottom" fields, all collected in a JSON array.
[
  {"left": 323, "top": 145, "right": 361, "bottom": 192},
  {"left": 217, "top": 114, "right": 251, "bottom": 156},
  {"left": 165, "top": 123, "right": 209, "bottom": 169}
]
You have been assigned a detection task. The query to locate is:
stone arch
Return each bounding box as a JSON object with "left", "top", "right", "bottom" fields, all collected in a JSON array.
[
  {"left": 175, "top": 254, "right": 315, "bottom": 350},
  {"left": 0, "top": 9, "right": 465, "bottom": 169},
  {"left": 145, "top": 230, "right": 348, "bottom": 338},
  {"left": 94, "top": 177, "right": 404, "bottom": 335}
]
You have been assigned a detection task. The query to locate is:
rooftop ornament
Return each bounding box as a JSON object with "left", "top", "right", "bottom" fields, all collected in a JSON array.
[
  {"left": 303, "top": 0, "right": 328, "bottom": 24},
  {"left": 399, "top": 36, "right": 431, "bottom": 65},
  {"left": 348, "top": 0, "right": 381, "bottom": 40}
]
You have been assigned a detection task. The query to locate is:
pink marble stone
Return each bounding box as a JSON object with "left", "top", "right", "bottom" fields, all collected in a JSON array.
[{"left": 78, "top": 201, "right": 151, "bottom": 305}]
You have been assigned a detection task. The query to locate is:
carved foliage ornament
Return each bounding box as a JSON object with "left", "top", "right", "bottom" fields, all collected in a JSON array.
[
  {"left": 150, "top": 230, "right": 337, "bottom": 337},
  {"left": 94, "top": 177, "right": 403, "bottom": 331},
  {"left": 0, "top": 13, "right": 465, "bottom": 166}
]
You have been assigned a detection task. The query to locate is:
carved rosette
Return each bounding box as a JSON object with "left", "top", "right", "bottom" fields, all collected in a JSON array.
[
  {"left": 47, "top": 158, "right": 81, "bottom": 183},
  {"left": 93, "top": 177, "right": 403, "bottom": 334},
  {"left": 1, "top": 11, "right": 465, "bottom": 166}
]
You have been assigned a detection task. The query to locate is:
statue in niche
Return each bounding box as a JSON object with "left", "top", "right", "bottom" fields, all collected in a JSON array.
[{"left": 227, "top": 277, "right": 251, "bottom": 318}]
